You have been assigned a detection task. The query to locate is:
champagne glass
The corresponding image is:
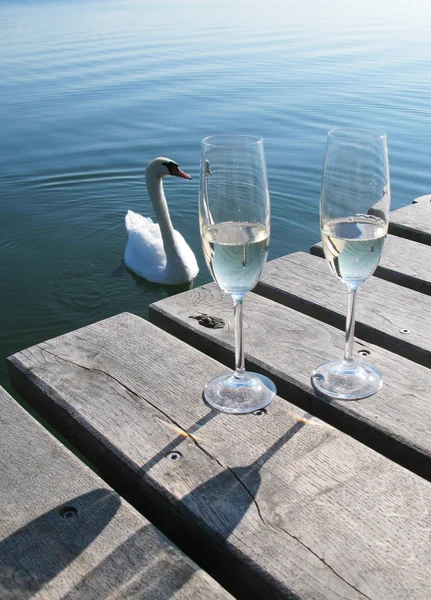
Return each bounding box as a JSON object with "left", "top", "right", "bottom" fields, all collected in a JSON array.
[
  {"left": 199, "top": 134, "right": 276, "bottom": 413},
  {"left": 312, "top": 128, "right": 390, "bottom": 400}
]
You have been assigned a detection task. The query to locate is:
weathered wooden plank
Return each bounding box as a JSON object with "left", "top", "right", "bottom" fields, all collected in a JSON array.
[
  {"left": 310, "top": 234, "right": 431, "bottom": 295},
  {"left": 8, "top": 313, "right": 431, "bottom": 600},
  {"left": 149, "top": 286, "right": 431, "bottom": 476},
  {"left": 388, "top": 201, "right": 431, "bottom": 244},
  {"left": 0, "top": 385, "right": 233, "bottom": 600},
  {"left": 256, "top": 252, "right": 431, "bottom": 368}
]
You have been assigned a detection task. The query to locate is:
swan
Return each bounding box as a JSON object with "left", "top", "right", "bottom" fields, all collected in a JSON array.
[{"left": 124, "top": 157, "right": 199, "bottom": 285}]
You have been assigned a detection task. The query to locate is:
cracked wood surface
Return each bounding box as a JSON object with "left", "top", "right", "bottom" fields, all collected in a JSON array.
[
  {"left": 8, "top": 313, "right": 431, "bottom": 600},
  {"left": 149, "top": 283, "right": 431, "bottom": 478},
  {"left": 0, "top": 385, "right": 233, "bottom": 600},
  {"left": 255, "top": 252, "right": 431, "bottom": 368},
  {"left": 310, "top": 234, "right": 431, "bottom": 295},
  {"left": 388, "top": 201, "right": 431, "bottom": 245}
]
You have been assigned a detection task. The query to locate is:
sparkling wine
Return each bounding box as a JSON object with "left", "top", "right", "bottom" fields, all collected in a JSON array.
[
  {"left": 202, "top": 221, "right": 269, "bottom": 296},
  {"left": 321, "top": 215, "right": 387, "bottom": 286}
]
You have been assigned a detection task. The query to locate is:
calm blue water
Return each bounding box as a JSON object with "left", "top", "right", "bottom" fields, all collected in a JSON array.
[{"left": 1, "top": 0, "right": 430, "bottom": 393}]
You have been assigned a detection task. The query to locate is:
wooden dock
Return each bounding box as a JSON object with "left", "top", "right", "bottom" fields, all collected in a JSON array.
[
  {"left": 5, "top": 198, "right": 431, "bottom": 599},
  {"left": 0, "top": 386, "right": 233, "bottom": 599}
]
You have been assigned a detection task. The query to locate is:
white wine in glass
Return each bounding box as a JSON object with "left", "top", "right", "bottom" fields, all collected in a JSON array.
[
  {"left": 199, "top": 134, "right": 276, "bottom": 413},
  {"left": 312, "top": 128, "right": 390, "bottom": 400}
]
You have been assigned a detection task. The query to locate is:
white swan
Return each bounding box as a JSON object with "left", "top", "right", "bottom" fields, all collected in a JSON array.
[{"left": 124, "top": 157, "right": 199, "bottom": 285}]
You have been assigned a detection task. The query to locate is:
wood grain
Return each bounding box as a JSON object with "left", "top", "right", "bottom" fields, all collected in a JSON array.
[
  {"left": 310, "top": 234, "right": 431, "bottom": 295},
  {"left": 0, "top": 385, "right": 233, "bottom": 600},
  {"left": 8, "top": 313, "right": 431, "bottom": 600},
  {"left": 256, "top": 252, "right": 431, "bottom": 367},
  {"left": 389, "top": 202, "right": 431, "bottom": 244},
  {"left": 150, "top": 284, "right": 431, "bottom": 477}
]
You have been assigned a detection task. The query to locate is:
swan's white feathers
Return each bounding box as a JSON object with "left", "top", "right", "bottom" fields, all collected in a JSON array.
[
  {"left": 124, "top": 220, "right": 198, "bottom": 283},
  {"left": 123, "top": 160, "right": 199, "bottom": 284},
  {"left": 125, "top": 212, "right": 167, "bottom": 278},
  {"left": 125, "top": 209, "right": 153, "bottom": 231}
]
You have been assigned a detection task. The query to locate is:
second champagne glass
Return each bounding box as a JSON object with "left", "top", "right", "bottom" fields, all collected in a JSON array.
[
  {"left": 199, "top": 134, "right": 276, "bottom": 414},
  {"left": 312, "top": 128, "right": 390, "bottom": 400}
]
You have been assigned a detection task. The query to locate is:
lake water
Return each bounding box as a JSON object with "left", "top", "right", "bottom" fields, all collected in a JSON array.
[{"left": 1, "top": 0, "right": 430, "bottom": 394}]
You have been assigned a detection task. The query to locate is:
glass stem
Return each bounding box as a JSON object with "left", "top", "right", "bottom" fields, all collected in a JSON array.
[
  {"left": 233, "top": 296, "right": 247, "bottom": 380},
  {"left": 343, "top": 285, "right": 358, "bottom": 366}
]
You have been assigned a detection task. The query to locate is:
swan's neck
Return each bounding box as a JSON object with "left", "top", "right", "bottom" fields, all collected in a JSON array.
[{"left": 146, "top": 174, "right": 180, "bottom": 260}]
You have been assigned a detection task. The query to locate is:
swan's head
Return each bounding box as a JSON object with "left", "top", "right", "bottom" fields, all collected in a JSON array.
[{"left": 146, "top": 157, "right": 192, "bottom": 180}]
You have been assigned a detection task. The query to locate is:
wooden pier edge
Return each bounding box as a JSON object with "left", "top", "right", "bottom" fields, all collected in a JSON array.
[
  {"left": 0, "top": 384, "right": 233, "bottom": 600},
  {"left": 148, "top": 285, "right": 431, "bottom": 481},
  {"left": 388, "top": 202, "right": 431, "bottom": 245},
  {"left": 7, "top": 312, "right": 431, "bottom": 600},
  {"left": 255, "top": 252, "right": 430, "bottom": 369},
  {"left": 7, "top": 354, "right": 288, "bottom": 600}
]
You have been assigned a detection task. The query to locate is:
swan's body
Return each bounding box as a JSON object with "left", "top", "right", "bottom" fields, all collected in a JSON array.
[{"left": 124, "top": 157, "right": 199, "bottom": 285}]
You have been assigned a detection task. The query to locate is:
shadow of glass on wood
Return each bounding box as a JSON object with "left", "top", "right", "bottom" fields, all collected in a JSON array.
[
  {"left": 0, "top": 486, "right": 212, "bottom": 600},
  {"left": 1, "top": 374, "right": 311, "bottom": 600},
  {"left": 0, "top": 489, "right": 120, "bottom": 600},
  {"left": 62, "top": 525, "right": 200, "bottom": 600},
  {"left": 137, "top": 408, "right": 220, "bottom": 474},
  {"left": 131, "top": 410, "right": 309, "bottom": 600}
]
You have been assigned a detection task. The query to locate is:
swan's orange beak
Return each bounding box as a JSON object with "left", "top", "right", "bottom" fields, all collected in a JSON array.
[
  {"left": 176, "top": 168, "right": 192, "bottom": 180},
  {"left": 170, "top": 164, "right": 192, "bottom": 180}
]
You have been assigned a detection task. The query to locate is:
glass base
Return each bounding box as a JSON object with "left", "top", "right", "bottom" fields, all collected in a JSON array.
[
  {"left": 311, "top": 359, "right": 382, "bottom": 400},
  {"left": 203, "top": 371, "right": 276, "bottom": 414}
]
